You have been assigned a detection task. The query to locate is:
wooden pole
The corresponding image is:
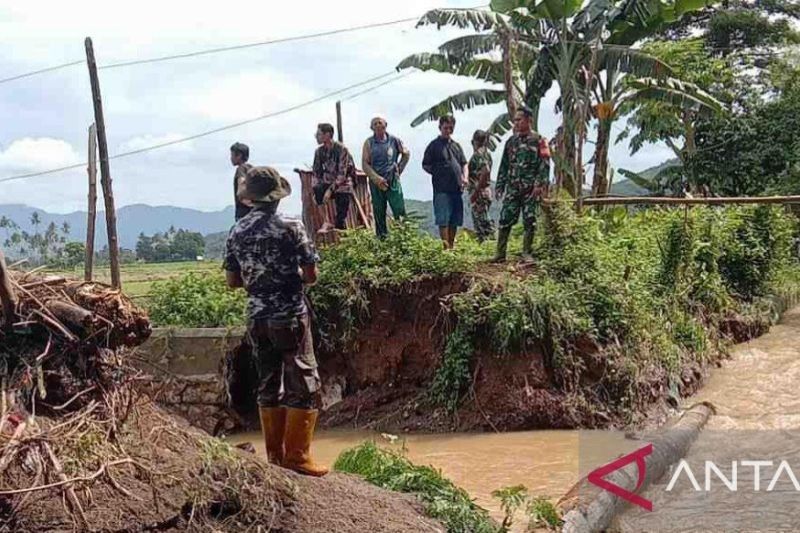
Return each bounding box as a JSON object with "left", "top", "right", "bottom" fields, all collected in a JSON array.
[
  {"left": 85, "top": 37, "right": 121, "bottom": 289},
  {"left": 547, "top": 195, "right": 800, "bottom": 207},
  {"left": 85, "top": 124, "right": 97, "bottom": 282},
  {"left": 336, "top": 101, "right": 344, "bottom": 143}
]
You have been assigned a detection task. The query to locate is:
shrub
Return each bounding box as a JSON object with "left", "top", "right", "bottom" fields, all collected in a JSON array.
[
  {"left": 148, "top": 272, "right": 246, "bottom": 328},
  {"left": 334, "top": 441, "right": 497, "bottom": 533}
]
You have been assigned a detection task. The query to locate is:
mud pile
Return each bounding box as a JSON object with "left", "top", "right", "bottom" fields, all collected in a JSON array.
[{"left": 0, "top": 272, "right": 441, "bottom": 532}]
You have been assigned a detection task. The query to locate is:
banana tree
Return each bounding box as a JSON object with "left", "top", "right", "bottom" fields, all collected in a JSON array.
[
  {"left": 397, "top": 8, "right": 540, "bottom": 147},
  {"left": 491, "top": 0, "right": 715, "bottom": 197}
]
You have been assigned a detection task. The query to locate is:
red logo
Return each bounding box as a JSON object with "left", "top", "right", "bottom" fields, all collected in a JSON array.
[{"left": 587, "top": 444, "right": 653, "bottom": 511}]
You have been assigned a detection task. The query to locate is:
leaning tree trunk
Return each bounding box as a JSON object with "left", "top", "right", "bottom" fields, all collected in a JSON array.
[
  {"left": 592, "top": 115, "right": 613, "bottom": 196},
  {"left": 501, "top": 32, "right": 518, "bottom": 119}
]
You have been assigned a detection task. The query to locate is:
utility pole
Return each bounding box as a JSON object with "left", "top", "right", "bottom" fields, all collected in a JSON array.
[
  {"left": 85, "top": 37, "right": 121, "bottom": 289},
  {"left": 85, "top": 123, "right": 97, "bottom": 282},
  {"left": 336, "top": 101, "right": 344, "bottom": 142}
]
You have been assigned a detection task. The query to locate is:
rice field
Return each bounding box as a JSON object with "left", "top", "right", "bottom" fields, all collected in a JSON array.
[{"left": 45, "top": 260, "right": 222, "bottom": 300}]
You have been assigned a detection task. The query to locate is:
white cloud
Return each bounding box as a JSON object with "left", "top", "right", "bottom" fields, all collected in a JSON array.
[
  {"left": 118, "top": 134, "right": 194, "bottom": 154},
  {"left": 183, "top": 70, "right": 317, "bottom": 123},
  {"left": 0, "top": 138, "right": 81, "bottom": 172}
]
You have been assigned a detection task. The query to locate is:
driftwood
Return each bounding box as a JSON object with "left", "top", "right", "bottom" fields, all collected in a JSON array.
[
  {"left": 557, "top": 402, "right": 716, "bottom": 533},
  {"left": 8, "top": 272, "right": 151, "bottom": 349}
]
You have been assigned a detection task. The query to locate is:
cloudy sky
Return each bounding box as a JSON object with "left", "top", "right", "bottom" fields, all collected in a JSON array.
[{"left": 0, "top": 0, "right": 674, "bottom": 215}]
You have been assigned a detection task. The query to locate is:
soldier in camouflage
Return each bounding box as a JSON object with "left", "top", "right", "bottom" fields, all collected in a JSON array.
[
  {"left": 493, "top": 107, "right": 551, "bottom": 262},
  {"left": 467, "top": 130, "right": 494, "bottom": 243},
  {"left": 224, "top": 166, "right": 328, "bottom": 477}
]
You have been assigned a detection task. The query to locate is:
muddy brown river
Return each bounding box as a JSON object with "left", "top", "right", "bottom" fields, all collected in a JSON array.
[
  {"left": 230, "top": 309, "right": 800, "bottom": 531},
  {"left": 229, "top": 428, "right": 630, "bottom": 528},
  {"left": 615, "top": 307, "right": 800, "bottom": 531}
]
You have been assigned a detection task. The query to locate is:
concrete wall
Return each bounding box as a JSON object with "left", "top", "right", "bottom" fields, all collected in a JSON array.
[
  {"left": 135, "top": 327, "right": 247, "bottom": 436},
  {"left": 135, "top": 327, "right": 344, "bottom": 435}
]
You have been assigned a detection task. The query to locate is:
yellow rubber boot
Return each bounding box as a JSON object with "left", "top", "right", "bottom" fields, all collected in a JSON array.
[
  {"left": 283, "top": 408, "right": 329, "bottom": 477},
  {"left": 258, "top": 407, "right": 287, "bottom": 465}
]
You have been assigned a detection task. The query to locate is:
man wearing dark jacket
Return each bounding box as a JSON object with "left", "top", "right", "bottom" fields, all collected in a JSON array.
[{"left": 422, "top": 115, "right": 468, "bottom": 250}]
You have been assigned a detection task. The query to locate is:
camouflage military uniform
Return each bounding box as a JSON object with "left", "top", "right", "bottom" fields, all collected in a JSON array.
[
  {"left": 496, "top": 133, "right": 550, "bottom": 231},
  {"left": 467, "top": 147, "right": 494, "bottom": 242},
  {"left": 224, "top": 204, "right": 321, "bottom": 408}
]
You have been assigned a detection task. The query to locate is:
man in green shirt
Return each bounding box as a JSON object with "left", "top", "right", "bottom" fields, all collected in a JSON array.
[
  {"left": 361, "top": 116, "right": 411, "bottom": 238},
  {"left": 494, "top": 107, "right": 551, "bottom": 262}
]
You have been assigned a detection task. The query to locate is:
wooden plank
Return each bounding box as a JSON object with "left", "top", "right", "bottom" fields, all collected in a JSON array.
[
  {"left": 85, "top": 37, "right": 121, "bottom": 289},
  {"left": 85, "top": 123, "right": 97, "bottom": 282}
]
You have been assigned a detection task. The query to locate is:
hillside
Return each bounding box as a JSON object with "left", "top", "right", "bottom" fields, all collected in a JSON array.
[
  {"left": 0, "top": 204, "right": 235, "bottom": 250},
  {"left": 611, "top": 159, "right": 681, "bottom": 196}
]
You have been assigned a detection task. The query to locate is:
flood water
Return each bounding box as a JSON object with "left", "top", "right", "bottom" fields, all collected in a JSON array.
[
  {"left": 228, "top": 428, "right": 631, "bottom": 527},
  {"left": 615, "top": 307, "right": 800, "bottom": 531}
]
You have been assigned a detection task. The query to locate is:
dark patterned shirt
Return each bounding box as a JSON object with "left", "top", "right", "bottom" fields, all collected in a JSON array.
[
  {"left": 467, "top": 147, "right": 493, "bottom": 198},
  {"left": 313, "top": 141, "right": 355, "bottom": 193},
  {"left": 224, "top": 206, "right": 319, "bottom": 320}
]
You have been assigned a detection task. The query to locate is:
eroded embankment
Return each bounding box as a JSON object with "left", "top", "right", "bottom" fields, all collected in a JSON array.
[{"left": 319, "top": 274, "right": 785, "bottom": 434}]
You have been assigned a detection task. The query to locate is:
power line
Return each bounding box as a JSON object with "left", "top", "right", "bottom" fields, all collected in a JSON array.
[
  {"left": 0, "top": 71, "right": 400, "bottom": 184},
  {"left": 0, "top": 60, "right": 83, "bottom": 85},
  {"left": 0, "top": 6, "right": 489, "bottom": 86},
  {"left": 341, "top": 72, "right": 414, "bottom": 102}
]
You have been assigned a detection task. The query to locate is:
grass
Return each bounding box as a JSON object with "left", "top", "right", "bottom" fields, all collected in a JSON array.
[
  {"left": 334, "top": 441, "right": 498, "bottom": 533},
  {"left": 46, "top": 260, "right": 221, "bottom": 299}
]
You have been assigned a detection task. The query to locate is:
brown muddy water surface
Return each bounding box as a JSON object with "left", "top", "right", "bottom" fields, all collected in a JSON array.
[
  {"left": 228, "top": 428, "right": 631, "bottom": 526},
  {"left": 616, "top": 307, "right": 800, "bottom": 531}
]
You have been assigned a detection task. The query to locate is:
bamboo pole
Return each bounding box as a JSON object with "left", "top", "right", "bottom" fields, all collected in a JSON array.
[
  {"left": 85, "top": 37, "right": 121, "bottom": 289},
  {"left": 336, "top": 101, "right": 344, "bottom": 143},
  {"left": 85, "top": 124, "right": 97, "bottom": 282},
  {"left": 548, "top": 195, "right": 800, "bottom": 207}
]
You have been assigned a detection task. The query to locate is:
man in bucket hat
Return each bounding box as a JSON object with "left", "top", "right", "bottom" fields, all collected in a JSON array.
[{"left": 224, "top": 166, "right": 327, "bottom": 476}]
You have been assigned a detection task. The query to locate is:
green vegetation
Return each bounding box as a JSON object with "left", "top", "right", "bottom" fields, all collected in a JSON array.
[
  {"left": 430, "top": 201, "right": 800, "bottom": 419},
  {"left": 334, "top": 442, "right": 563, "bottom": 533},
  {"left": 334, "top": 441, "right": 497, "bottom": 533},
  {"left": 304, "top": 221, "right": 486, "bottom": 350},
  {"left": 148, "top": 272, "right": 245, "bottom": 328},
  {"left": 49, "top": 260, "right": 220, "bottom": 299},
  {"left": 135, "top": 227, "right": 206, "bottom": 263}
]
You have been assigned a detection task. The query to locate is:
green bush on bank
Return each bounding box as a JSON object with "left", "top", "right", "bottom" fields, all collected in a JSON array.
[
  {"left": 430, "top": 202, "right": 800, "bottom": 418},
  {"left": 148, "top": 272, "right": 246, "bottom": 328},
  {"left": 334, "top": 441, "right": 497, "bottom": 533}
]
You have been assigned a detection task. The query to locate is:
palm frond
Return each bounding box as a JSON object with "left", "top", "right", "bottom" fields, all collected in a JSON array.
[
  {"left": 617, "top": 168, "right": 660, "bottom": 192},
  {"left": 397, "top": 53, "right": 505, "bottom": 84},
  {"left": 485, "top": 112, "right": 513, "bottom": 149},
  {"left": 438, "top": 34, "right": 502, "bottom": 61},
  {"left": 598, "top": 47, "right": 673, "bottom": 79},
  {"left": 625, "top": 77, "right": 724, "bottom": 115},
  {"left": 410, "top": 89, "right": 508, "bottom": 127},
  {"left": 416, "top": 8, "right": 507, "bottom": 31}
]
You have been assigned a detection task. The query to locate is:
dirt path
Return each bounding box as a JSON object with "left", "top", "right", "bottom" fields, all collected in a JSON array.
[{"left": 614, "top": 307, "right": 800, "bottom": 531}]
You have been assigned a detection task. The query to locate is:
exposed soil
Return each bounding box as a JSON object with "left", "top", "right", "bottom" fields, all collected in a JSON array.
[
  {"left": 318, "top": 273, "right": 778, "bottom": 434},
  {"left": 2, "top": 395, "right": 443, "bottom": 533}
]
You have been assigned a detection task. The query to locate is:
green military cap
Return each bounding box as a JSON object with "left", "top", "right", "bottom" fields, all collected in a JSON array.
[{"left": 239, "top": 166, "right": 292, "bottom": 203}]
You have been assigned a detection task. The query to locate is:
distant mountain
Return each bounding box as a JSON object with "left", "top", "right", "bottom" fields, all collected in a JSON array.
[
  {"left": 0, "top": 204, "right": 235, "bottom": 250},
  {"left": 611, "top": 159, "right": 681, "bottom": 196}
]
